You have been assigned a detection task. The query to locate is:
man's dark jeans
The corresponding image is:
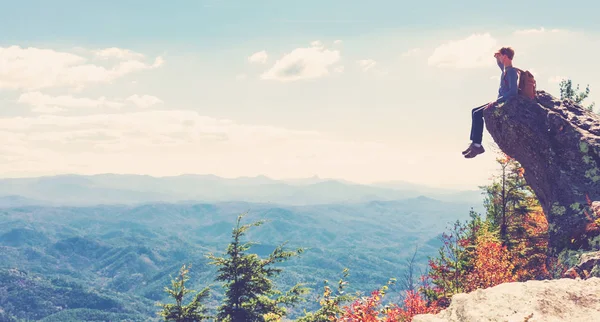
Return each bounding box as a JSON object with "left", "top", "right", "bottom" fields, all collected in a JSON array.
[{"left": 470, "top": 103, "right": 487, "bottom": 145}]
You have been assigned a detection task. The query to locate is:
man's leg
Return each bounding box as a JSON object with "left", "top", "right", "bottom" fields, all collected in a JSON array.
[
  {"left": 470, "top": 104, "right": 486, "bottom": 145},
  {"left": 463, "top": 104, "right": 487, "bottom": 158}
]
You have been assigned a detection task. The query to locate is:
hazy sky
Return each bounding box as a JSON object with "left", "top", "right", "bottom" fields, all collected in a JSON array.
[{"left": 1, "top": 0, "right": 598, "bottom": 189}]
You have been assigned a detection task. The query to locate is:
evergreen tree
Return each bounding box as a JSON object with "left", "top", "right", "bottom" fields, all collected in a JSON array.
[
  {"left": 296, "top": 268, "right": 356, "bottom": 322},
  {"left": 559, "top": 78, "right": 596, "bottom": 113},
  {"left": 156, "top": 264, "right": 212, "bottom": 322},
  {"left": 481, "top": 155, "right": 533, "bottom": 247},
  {"left": 206, "top": 213, "right": 309, "bottom": 322},
  {"left": 481, "top": 153, "right": 550, "bottom": 280},
  {"left": 422, "top": 213, "right": 479, "bottom": 306}
]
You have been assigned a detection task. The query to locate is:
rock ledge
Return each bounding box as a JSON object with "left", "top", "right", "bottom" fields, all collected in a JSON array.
[{"left": 413, "top": 277, "right": 600, "bottom": 322}]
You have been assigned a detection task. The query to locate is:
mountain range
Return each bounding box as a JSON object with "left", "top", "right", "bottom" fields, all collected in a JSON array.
[
  {"left": 0, "top": 173, "right": 487, "bottom": 320},
  {"left": 0, "top": 174, "right": 484, "bottom": 207},
  {"left": 0, "top": 196, "right": 481, "bottom": 320}
]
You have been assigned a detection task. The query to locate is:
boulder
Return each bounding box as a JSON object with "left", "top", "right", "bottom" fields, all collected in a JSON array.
[
  {"left": 413, "top": 277, "right": 600, "bottom": 322},
  {"left": 563, "top": 250, "right": 600, "bottom": 279}
]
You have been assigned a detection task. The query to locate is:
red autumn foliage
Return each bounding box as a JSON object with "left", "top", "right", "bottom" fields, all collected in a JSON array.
[
  {"left": 394, "top": 290, "right": 440, "bottom": 321},
  {"left": 339, "top": 290, "right": 383, "bottom": 322},
  {"left": 339, "top": 289, "right": 439, "bottom": 322}
]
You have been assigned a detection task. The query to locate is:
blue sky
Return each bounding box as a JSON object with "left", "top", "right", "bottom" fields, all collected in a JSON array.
[{"left": 1, "top": 0, "right": 598, "bottom": 189}]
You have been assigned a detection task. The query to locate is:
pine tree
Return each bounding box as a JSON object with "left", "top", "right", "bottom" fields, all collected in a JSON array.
[
  {"left": 482, "top": 155, "right": 533, "bottom": 247},
  {"left": 156, "top": 264, "right": 212, "bottom": 321},
  {"left": 481, "top": 153, "right": 550, "bottom": 281},
  {"left": 206, "top": 213, "right": 309, "bottom": 322},
  {"left": 296, "top": 268, "right": 356, "bottom": 322},
  {"left": 422, "top": 213, "right": 479, "bottom": 306},
  {"left": 559, "top": 78, "right": 596, "bottom": 113}
]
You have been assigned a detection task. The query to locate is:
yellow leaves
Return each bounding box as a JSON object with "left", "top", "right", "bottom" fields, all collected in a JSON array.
[{"left": 263, "top": 312, "right": 282, "bottom": 322}]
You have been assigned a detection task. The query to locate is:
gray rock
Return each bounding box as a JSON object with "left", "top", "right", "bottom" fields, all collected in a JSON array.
[
  {"left": 413, "top": 277, "right": 600, "bottom": 322},
  {"left": 564, "top": 251, "right": 600, "bottom": 279},
  {"left": 483, "top": 91, "right": 600, "bottom": 254}
]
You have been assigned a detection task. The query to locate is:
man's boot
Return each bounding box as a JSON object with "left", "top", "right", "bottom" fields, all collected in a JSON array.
[
  {"left": 464, "top": 144, "right": 485, "bottom": 158},
  {"left": 462, "top": 143, "right": 474, "bottom": 155}
]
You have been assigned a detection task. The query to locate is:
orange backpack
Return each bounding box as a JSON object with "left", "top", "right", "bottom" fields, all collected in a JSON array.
[{"left": 514, "top": 68, "right": 537, "bottom": 100}]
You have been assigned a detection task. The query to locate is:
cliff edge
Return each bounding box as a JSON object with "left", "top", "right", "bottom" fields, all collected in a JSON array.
[{"left": 483, "top": 90, "right": 600, "bottom": 254}]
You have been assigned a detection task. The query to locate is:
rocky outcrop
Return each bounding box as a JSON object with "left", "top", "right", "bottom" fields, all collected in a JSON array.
[
  {"left": 483, "top": 91, "right": 600, "bottom": 254},
  {"left": 412, "top": 277, "right": 600, "bottom": 322},
  {"left": 413, "top": 91, "right": 600, "bottom": 322},
  {"left": 564, "top": 251, "right": 600, "bottom": 279}
]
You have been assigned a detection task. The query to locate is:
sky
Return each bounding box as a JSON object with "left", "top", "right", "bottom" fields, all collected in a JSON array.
[{"left": 1, "top": 0, "right": 599, "bottom": 190}]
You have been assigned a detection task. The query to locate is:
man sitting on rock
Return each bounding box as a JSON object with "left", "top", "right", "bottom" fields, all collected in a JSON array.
[{"left": 463, "top": 47, "right": 519, "bottom": 158}]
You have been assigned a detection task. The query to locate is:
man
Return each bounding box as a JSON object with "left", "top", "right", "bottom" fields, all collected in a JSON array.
[{"left": 462, "top": 47, "right": 519, "bottom": 158}]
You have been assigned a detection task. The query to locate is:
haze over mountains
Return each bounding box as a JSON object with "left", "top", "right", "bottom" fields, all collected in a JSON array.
[
  {"left": 0, "top": 174, "right": 484, "bottom": 207},
  {"left": 0, "top": 172, "right": 487, "bottom": 320}
]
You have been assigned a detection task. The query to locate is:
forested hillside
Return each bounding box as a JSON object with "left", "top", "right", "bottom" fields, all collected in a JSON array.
[{"left": 0, "top": 196, "right": 477, "bottom": 321}]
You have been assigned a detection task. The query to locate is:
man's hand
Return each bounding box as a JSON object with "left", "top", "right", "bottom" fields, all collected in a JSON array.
[
  {"left": 484, "top": 101, "right": 496, "bottom": 109},
  {"left": 494, "top": 52, "right": 502, "bottom": 63}
]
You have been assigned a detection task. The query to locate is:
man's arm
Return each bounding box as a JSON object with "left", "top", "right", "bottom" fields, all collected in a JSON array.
[{"left": 496, "top": 69, "right": 519, "bottom": 103}]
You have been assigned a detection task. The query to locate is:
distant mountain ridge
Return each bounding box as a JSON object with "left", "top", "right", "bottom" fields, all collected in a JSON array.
[{"left": 0, "top": 173, "right": 483, "bottom": 207}]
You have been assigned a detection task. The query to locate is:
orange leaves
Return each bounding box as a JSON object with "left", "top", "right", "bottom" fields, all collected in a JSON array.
[
  {"left": 504, "top": 203, "right": 550, "bottom": 281},
  {"left": 339, "top": 289, "right": 440, "bottom": 322},
  {"left": 523, "top": 205, "right": 548, "bottom": 236},
  {"left": 464, "top": 234, "right": 516, "bottom": 292}
]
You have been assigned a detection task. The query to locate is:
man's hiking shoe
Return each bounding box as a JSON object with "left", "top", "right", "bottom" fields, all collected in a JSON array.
[
  {"left": 462, "top": 143, "right": 473, "bottom": 155},
  {"left": 464, "top": 145, "right": 485, "bottom": 158}
]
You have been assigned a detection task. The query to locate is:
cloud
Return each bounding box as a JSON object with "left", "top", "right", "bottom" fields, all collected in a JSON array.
[
  {"left": 548, "top": 76, "right": 566, "bottom": 83},
  {"left": 17, "top": 92, "right": 125, "bottom": 113},
  {"left": 17, "top": 92, "right": 161, "bottom": 113},
  {"left": 513, "top": 27, "right": 561, "bottom": 35},
  {"left": 248, "top": 50, "right": 268, "bottom": 64},
  {"left": 428, "top": 33, "right": 498, "bottom": 69},
  {"left": 311, "top": 40, "right": 323, "bottom": 47},
  {"left": 0, "top": 111, "right": 392, "bottom": 178},
  {"left": 334, "top": 66, "right": 345, "bottom": 73},
  {"left": 125, "top": 94, "right": 163, "bottom": 108},
  {"left": 357, "top": 59, "right": 377, "bottom": 71},
  {"left": 401, "top": 48, "right": 421, "bottom": 57},
  {"left": 261, "top": 42, "right": 341, "bottom": 82},
  {"left": 0, "top": 45, "right": 164, "bottom": 90},
  {"left": 236, "top": 73, "right": 248, "bottom": 80},
  {"left": 93, "top": 47, "right": 145, "bottom": 60},
  {"left": 32, "top": 106, "right": 67, "bottom": 114},
  {"left": 333, "top": 40, "right": 343, "bottom": 45}
]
